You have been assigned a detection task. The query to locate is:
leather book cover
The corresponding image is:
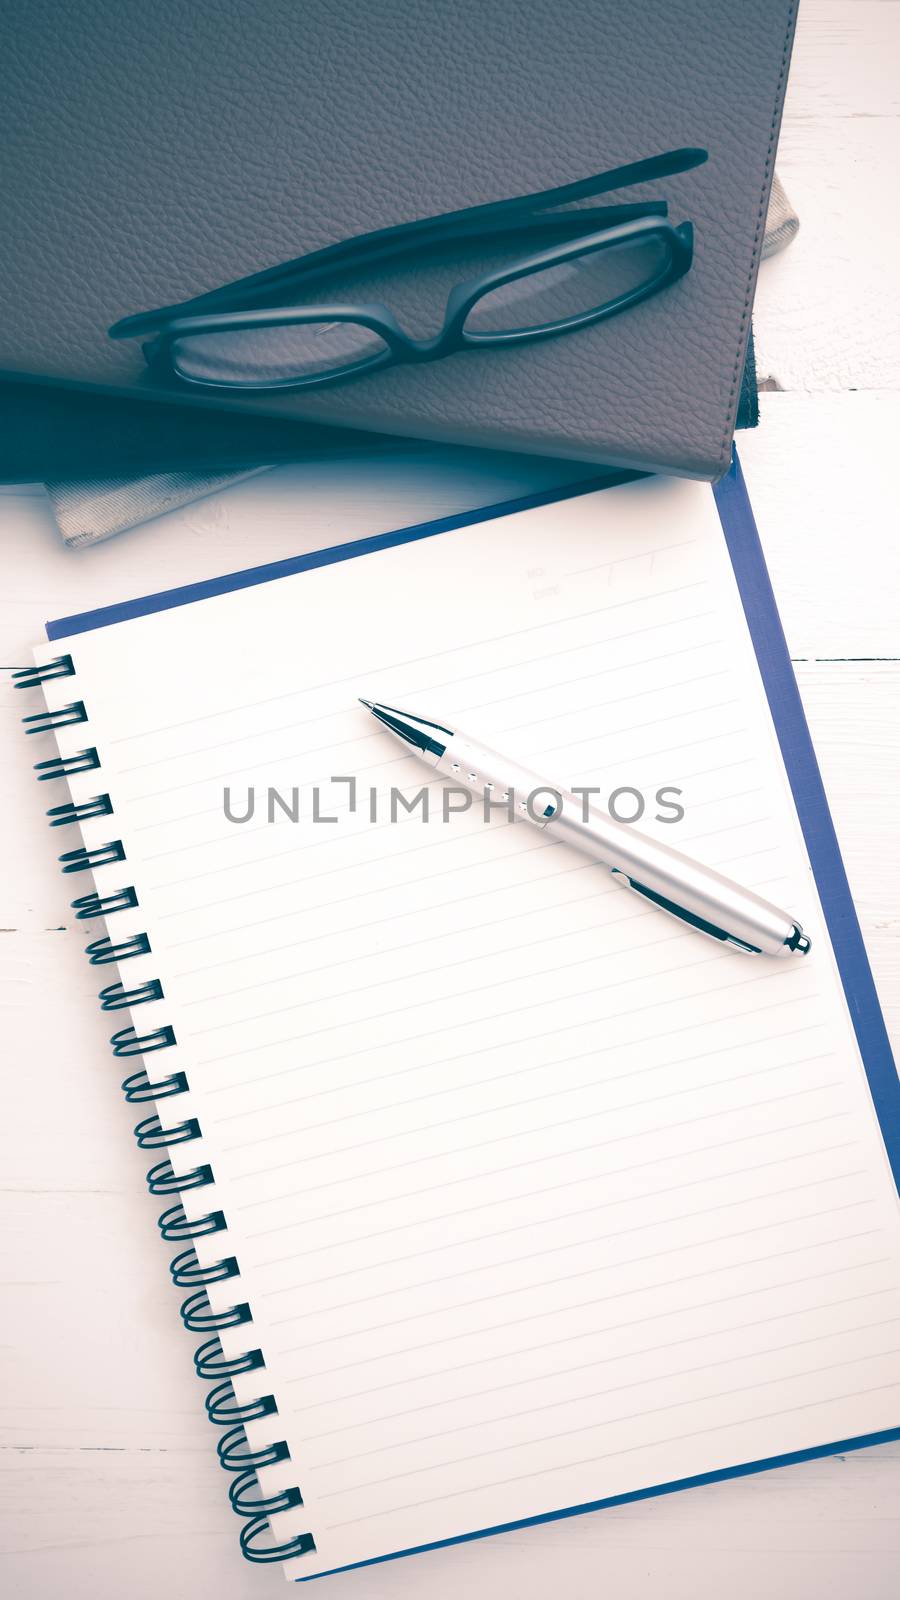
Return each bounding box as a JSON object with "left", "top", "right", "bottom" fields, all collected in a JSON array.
[{"left": 0, "top": 0, "right": 796, "bottom": 479}]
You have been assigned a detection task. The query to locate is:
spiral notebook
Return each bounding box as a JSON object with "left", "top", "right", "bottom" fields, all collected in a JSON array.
[{"left": 18, "top": 459, "right": 900, "bottom": 1581}]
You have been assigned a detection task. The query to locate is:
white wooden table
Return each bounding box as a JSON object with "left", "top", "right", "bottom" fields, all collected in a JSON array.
[{"left": 3, "top": 5, "right": 900, "bottom": 1595}]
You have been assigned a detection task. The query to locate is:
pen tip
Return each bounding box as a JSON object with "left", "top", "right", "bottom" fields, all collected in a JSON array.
[{"left": 358, "top": 697, "right": 375, "bottom": 710}]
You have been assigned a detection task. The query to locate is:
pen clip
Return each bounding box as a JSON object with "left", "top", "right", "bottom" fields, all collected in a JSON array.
[{"left": 610, "top": 870, "right": 761, "bottom": 953}]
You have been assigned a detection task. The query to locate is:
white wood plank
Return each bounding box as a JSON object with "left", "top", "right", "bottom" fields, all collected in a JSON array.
[{"left": 754, "top": 2, "right": 900, "bottom": 392}]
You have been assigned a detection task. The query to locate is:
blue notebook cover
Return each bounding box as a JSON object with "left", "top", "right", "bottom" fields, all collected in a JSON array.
[{"left": 44, "top": 450, "right": 900, "bottom": 1578}]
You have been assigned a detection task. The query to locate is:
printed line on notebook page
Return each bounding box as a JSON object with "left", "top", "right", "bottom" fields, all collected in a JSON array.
[
  {"left": 115, "top": 625, "right": 722, "bottom": 778},
  {"left": 153, "top": 808, "right": 769, "bottom": 958},
  {"left": 261, "top": 1179, "right": 868, "bottom": 1370},
  {"left": 128, "top": 687, "right": 734, "bottom": 823},
  {"left": 246, "top": 1120, "right": 845, "bottom": 1284},
  {"left": 249, "top": 1107, "right": 846, "bottom": 1276},
  {"left": 208, "top": 985, "right": 813, "bottom": 1126},
  {"left": 196, "top": 918, "right": 686, "bottom": 1046},
  {"left": 487, "top": 665, "right": 730, "bottom": 739},
  {"left": 137, "top": 741, "right": 749, "bottom": 878},
  {"left": 715, "top": 845, "right": 778, "bottom": 872},
  {"left": 259, "top": 1147, "right": 856, "bottom": 1301},
  {"left": 164, "top": 690, "right": 741, "bottom": 842},
  {"left": 680, "top": 787, "right": 765, "bottom": 815},
  {"left": 319, "top": 1371, "right": 900, "bottom": 1523},
  {"left": 129, "top": 716, "right": 751, "bottom": 840},
  {"left": 685, "top": 756, "right": 755, "bottom": 784},
  {"left": 181, "top": 885, "right": 652, "bottom": 1011},
  {"left": 194, "top": 947, "right": 808, "bottom": 1077},
  {"left": 202, "top": 963, "right": 816, "bottom": 1103},
  {"left": 430, "top": 630, "right": 721, "bottom": 716},
  {"left": 172, "top": 857, "right": 608, "bottom": 978},
  {"left": 284, "top": 1235, "right": 890, "bottom": 1379},
  {"left": 246, "top": 1113, "right": 845, "bottom": 1248},
  {"left": 146, "top": 763, "right": 758, "bottom": 907},
  {"left": 242, "top": 1069, "right": 841, "bottom": 1255},
  {"left": 531, "top": 699, "right": 741, "bottom": 768},
  {"left": 281, "top": 1219, "right": 885, "bottom": 1364},
  {"left": 193, "top": 943, "right": 724, "bottom": 1069},
  {"left": 173, "top": 809, "right": 776, "bottom": 986},
  {"left": 106, "top": 582, "right": 711, "bottom": 747},
  {"left": 575, "top": 720, "right": 751, "bottom": 775},
  {"left": 160, "top": 824, "right": 565, "bottom": 927},
  {"left": 146, "top": 775, "right": 759, "bottom": 932},
  {"left": 680, "top": 815, "right": 768, "bottom": 847},
  {"left": 219, "top": 1043, "right": 832, "bottom": 1196},
  {"left": 123, "top": 674, "right": 736, "bottom": 806},
  {"left": 116, "top": 591, "right": 717, "bottom": 795},
  {"left": 151, "top": 792, "right": 561, "bottom": 895},
  {"left": 307, "top": 1312, "right": 900, "bottom": 1473},
  {"left": 566, "top": 535, "right": 697, "bottom": 576},
  {"left": 260, "top": 1176, "right": 863, "bottom": 1328},
  {"left": 154, "top": 811, "right": 770, "bottom": 980},
  {"left": 150, "top": 825, "right": 776, "bottom": 973},
  {"left": 248, "top": 1079, "right": 845, "bottom": 1230},
  {"left": 290, "top": 1277, "right": 897, "bottom": 1420},
  {"left": 219, "top": 1041, "right": 833, "bottom": 1168},
  {"left": 221, "top": 1010, "right": 822, "bottom": 1141}
]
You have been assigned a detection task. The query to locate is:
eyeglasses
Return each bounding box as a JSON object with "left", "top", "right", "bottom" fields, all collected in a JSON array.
[{"left": 108, "top": 147, "right": 705, "bottom": 393}]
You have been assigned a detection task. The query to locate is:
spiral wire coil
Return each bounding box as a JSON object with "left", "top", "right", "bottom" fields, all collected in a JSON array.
[{"left": 16, "top": 654, "right": 315, "bottom": 1567}]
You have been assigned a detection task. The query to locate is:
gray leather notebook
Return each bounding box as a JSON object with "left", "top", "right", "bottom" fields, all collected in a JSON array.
[{"left": 0, "top": 0, "right": 796, "bottom": 479}]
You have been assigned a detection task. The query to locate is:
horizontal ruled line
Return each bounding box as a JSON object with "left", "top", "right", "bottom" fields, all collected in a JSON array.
[
  {"left": 246, "top": 1074, "right": 841, "bottom": 1269},
  {"left": 283, "top": 1230, "right": 887, "bottom": 1379},
  {"left": 185, "top": 881, "right": 647, "bottom": 1014},
  {"left": 196, "top": 929, "right": 715, "bottom": 1073},
  {"left": 284, "top": 1243, "right": 880, "bottom": 1404},
  {"left": 173, "top": 856, "right": 599, "bottom": 978},
  {"left": 205, "top": 964, "right": 813, "bottom": 1111},
  {"left": 108, "top": 582, "right": 709, "bottom": 748},
  {"left": 250, "top": 1112, "right": 849, "bottom": 1273},
  {"left": 204, "top": 920, "right": 683, "bottom": 1053},
  {"left": 263, "top": 1167, "right": 862, "bottom": 1330},
  {"left": 308, "top": 1310, "right": 900, "bottom": 1472},
  {"left": 224, "top": 1046, "right": 831, "bottom": 1182},
  {"left": 119, "top": 625, "right": 719, "bottom": 779},
  {"left": 260, "top": 1139, "right": 853, "bottom": 1306},
  {"left": 566, "top": 537, "right": 697, "bottom": 576},
  {"left": 228, "top": 1009, "right": 820, "bottom": 1148},
  {"left": 258, "top": 1085, "right": 848, "bottom": 1277},
  {"left": 164, "top": 829, "right": 564, "bottom": 931},
  {"left": 320, "top": 1365, "right": 900, "bottom": 1521}
]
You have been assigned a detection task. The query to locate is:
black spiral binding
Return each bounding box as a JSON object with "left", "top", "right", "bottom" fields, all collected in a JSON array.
[{"left": 16, "top": 655, "right": 316, "bottom": 1568}]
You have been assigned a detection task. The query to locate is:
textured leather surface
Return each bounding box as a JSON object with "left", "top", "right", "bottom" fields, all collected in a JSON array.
[
  {"left": 0, "top": 321, "right": 759, "bottom": 484},
  {"left": 0, "top": 0, "right": 796, "bottom": 479}
]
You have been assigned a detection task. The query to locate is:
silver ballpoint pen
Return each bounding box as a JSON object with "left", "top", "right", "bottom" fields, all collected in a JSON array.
[{"left": 359, "top": 699, "right": 811, "bottom": 958}]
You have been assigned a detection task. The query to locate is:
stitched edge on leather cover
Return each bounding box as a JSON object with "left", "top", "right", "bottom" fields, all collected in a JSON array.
[{"left": 717, "top": 0, "right": 797, "bottom": 475}]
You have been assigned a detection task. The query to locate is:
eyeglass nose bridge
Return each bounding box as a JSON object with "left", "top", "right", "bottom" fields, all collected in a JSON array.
[{"left": 378, "top": 213, "right": 690, "bottom": 357}]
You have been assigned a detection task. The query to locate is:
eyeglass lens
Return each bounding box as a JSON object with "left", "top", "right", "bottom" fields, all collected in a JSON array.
[
  {"left": 463, "top": 232, "right": 671, "bottom": 337},
  {"left": 172, "top": 319, "right": 389, "bottom": 384}
]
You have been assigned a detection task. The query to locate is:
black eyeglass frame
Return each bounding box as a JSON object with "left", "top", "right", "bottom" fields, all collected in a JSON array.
[{"left": 142, "top": 213, "right": 693, "bottom": 393}]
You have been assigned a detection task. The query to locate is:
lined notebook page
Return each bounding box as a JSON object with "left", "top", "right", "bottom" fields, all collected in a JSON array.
[{"left": 37, "top": 477, "right": 900, "bottom": 1579}]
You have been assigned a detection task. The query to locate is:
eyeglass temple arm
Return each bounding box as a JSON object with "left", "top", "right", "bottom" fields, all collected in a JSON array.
[{"left": 109, "top": 147, "right": 706, "bottom": 339}]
